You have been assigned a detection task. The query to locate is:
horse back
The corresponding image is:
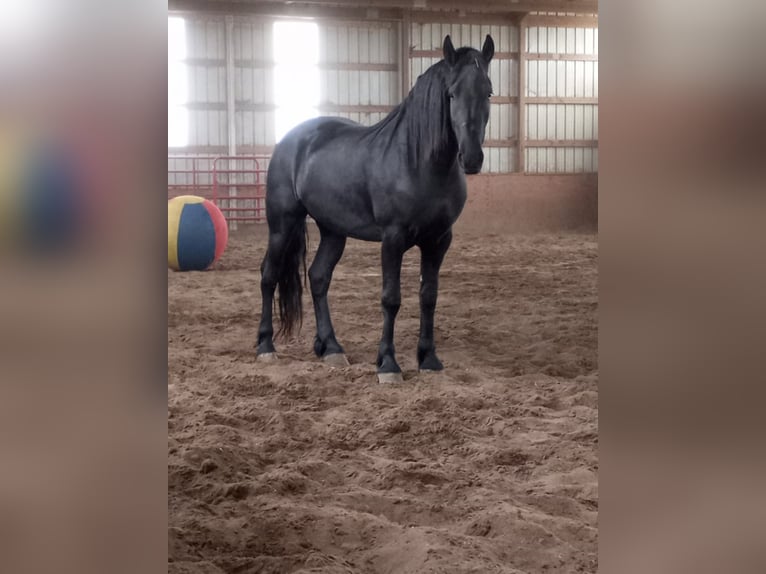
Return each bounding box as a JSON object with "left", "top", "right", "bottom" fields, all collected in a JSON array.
[{"left": 268, "top": 116, "right": 465, "bottom": 242}]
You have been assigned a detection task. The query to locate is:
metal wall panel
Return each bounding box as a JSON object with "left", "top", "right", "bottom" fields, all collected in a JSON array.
[
  {"left": 525, "top": 146, "right": 598, "bottom": 174},
  {"left": 233, "top": 19, "right": 275, "bottom": 146},
  {"left": 171, "top": 13, "right": 597, "bottom": 174},
  {"left": 525, "top": 24, "right": 598, "bottom": 173},
  {"left": 318, "top": 21, "right": 399, "bottom": 124},
  {"left": 183, "top": 17, "right": 228, "bottom": 148},
  {"left": 526, "top": 104, "right": 599, "bottom": 140},
  {"left": 178, "top": 17, "right": 401, "bottom": 149},
  {"left": 409, "top": 21, "right": 518, "bottom": 173},
  {"left": 179, "top": 16, "right": 276, "bottom": 149}
]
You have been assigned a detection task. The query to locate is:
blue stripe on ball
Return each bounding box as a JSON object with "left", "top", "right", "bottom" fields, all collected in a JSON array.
[
  {"left": 19, "top": 142, "right": 81, "bottom": 253},
  {"left": 177, "top": 203, "right": 216, "bottom": 271}
]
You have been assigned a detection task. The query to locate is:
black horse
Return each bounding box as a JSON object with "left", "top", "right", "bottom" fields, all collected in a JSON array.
[{"left": 256, "top": 34, "right": 494, "bottom": 383}]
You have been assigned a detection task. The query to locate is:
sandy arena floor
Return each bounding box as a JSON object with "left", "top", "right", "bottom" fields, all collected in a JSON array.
[{"left": 168, "top": 223, "right": 598, "bottom": 574}]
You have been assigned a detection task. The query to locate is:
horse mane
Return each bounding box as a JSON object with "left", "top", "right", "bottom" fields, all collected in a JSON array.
[{"left": 365, "top": 48, "right": 478, "bottom": 166}]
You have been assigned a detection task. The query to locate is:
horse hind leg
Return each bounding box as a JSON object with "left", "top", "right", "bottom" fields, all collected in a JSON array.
[
  {"left": 308, "top": 227, "right": 348, "bottom": 366},
  {"left": 256, "top": 237, "right": 280, "bottom": 360},
  {"left": 256, "top": 186, "right": 307, "bottom": 361}
]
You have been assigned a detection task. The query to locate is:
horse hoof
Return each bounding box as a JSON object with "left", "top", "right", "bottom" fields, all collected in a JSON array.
[
  {"left": 323, "top": 353, "right": 349, "bottom": 367},
  {"left": 377, "top": 372, "right": 403, "bottom": 384},
  {"left": 257, "top": 352, "right": 278, "bottom": 362}
]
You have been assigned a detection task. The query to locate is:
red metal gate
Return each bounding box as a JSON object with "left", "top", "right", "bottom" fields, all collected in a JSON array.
[
  {"left": 168, "top": 154, "right": 216, "bottom": 199},
  {"left": 168, "top": 154, "right": 270, "bottom": 225},
  {"left": 212, "top": 156, "right": 269, "bottom": 223}
]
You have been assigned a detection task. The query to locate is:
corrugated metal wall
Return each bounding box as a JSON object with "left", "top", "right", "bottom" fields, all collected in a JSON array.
[
  {"left": 525, "top": 25, "right": 598, "bottom": 173},
  {"left": 318, "top": 22, "right": 399, "bottom": 126},
  {"left": 181, "top": 16, "right": 276, "bottom": 150},
  {"left": 169, "top": 16, "right": 274, "bottom": 189},
  {"left": 169, "top": 13, "right": 598, "bottom": 177},
  {"left": 186, "top": 18, "right": 228, "bottom": 148},
  {"left": 169, "top": 17, "right": 226, "bottom": 189},
  {"left": 410, "top": 21, "right": 518, "bottom": 173},
  {"left": 233, "top": 19, "right": 275, "bottom": 147}
]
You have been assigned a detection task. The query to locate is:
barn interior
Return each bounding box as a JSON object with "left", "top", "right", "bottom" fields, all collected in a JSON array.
[
  {"left": 168, "top": 0, "right": 598, "bottom": 232},
  {"left": 168, "top": 3, "right": 599, "bottom": 572}
]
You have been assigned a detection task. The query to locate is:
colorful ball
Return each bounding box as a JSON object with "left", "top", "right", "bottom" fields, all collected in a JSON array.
[
  {"left": 168, "top": 195, "right": 228, "bottom": 271},
  {"left": 1, "top": 134, "right": 87, "bottom": 256}
]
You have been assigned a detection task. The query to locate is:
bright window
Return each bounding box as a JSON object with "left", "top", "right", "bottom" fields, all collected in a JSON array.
[
  {"left": 273, "top": 21, "right": 319, "bottom": 142},
  {"left": 168, "top": 17, "right": 188, "bottom": 147}
]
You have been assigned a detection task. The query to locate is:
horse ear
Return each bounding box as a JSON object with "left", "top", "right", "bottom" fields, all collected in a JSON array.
[
  {"left": 481, "top": 34, "right": 495, "bottom": 63},
  {"left": 443, "top": 35, "right": 457, "bottom": 66}
]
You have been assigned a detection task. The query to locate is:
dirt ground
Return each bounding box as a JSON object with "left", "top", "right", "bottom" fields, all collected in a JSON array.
[{"left": 168, "top": 223, "right": 598, "bottom": 574}]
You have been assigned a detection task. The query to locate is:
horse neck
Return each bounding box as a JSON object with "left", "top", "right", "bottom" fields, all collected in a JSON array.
[{"left": 399, "top": 69, "right": 457, "bottom": 169}]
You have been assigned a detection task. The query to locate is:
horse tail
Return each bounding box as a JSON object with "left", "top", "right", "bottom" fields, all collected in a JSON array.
[{"left": 275, "top": 215, "right": 308, "bottom": 340}]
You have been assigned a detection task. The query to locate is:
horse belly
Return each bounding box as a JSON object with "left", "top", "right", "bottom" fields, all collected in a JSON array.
[{"left": 297, "top": 174, "right": 381, "bottom": 241}]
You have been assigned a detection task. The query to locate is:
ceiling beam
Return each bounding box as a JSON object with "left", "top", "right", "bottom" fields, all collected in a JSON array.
[
  {"left": 168, "top": 1, "right": 598, "bottom": 18},
  {"left": 254, "top": 0, "right": 598, "bottom": 11},
  {"left": 168, "top": 1, "right": 403, "bottom": 20}
]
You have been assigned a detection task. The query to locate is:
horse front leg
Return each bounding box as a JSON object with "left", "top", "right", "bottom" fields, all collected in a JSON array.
[
  {"left": 377, "top": 230, "right": 407, "bottom": 383},
  {"left": 417, "top": 229, "right": 452, "bottom": 372}
]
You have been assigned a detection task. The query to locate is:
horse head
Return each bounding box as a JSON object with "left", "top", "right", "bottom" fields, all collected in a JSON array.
[{"left": 442, "top": 34, "right": 494, "bottom": 174}]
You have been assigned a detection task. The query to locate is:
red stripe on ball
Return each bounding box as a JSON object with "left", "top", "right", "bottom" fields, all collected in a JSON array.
[{"left": 202, "top": 199, "right": 228, "bottom": 263}]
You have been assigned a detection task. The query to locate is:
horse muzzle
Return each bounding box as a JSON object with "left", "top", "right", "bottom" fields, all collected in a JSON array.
[{"left": 459, "top": 150, "right": 484, "bottom": 175}]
